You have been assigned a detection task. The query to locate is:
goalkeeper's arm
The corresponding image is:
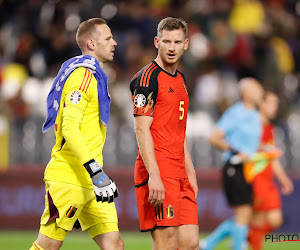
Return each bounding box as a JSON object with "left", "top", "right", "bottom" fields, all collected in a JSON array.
[{"left": 83, "top": 159, "right": 118, "bottom": 203}]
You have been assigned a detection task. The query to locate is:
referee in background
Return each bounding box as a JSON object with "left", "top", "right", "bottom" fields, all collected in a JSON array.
[{"left": 200, "top": 78, "right": 264, "bottom": 250}]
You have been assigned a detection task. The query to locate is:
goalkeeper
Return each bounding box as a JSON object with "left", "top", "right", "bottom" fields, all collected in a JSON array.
[{"left": 30, "top": 18, "right": 123, "bottom": 250}]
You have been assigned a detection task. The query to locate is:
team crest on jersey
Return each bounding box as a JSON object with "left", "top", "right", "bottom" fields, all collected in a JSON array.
[
  {"left": 166, "top": 204, "right": 174, "bottom": 219},
  {"left": 70, "top": 90, "right": 82, "bottom": 104},
  {"left": 134, "top": 94, "right": 146, "bottom": 108}
]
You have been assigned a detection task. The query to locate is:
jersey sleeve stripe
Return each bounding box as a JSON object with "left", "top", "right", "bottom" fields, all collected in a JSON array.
[
  {"left": 82, "top": 71, "right": 92, "bottom": 92},
  {"left": 182, "top": 82, "right": 188, "bottom": 95},
  {"left": 139, "top": 64, "right": 151, "bottom": 87},
  {"left": 145, "top": 66, "right": 157, "bottom": 87},
  {"left": 84, "top": 72, "right": 93, "bottom": 93},
  {"left": 139, "top": 63, "right": 154, "bottom": 87},
  {"left": 131, "top": 71, "right": 139, "bottom": 81},
  {"left": 79, "top": 69, "right": 88, "bottom": 90},
  {"left": 143, "top": 64, "right": 156, "bottom": 87}
]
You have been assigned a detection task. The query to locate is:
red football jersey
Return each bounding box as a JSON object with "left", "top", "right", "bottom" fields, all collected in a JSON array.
[
  {"left": 261, "top": 123, "right": 275, "bottom": 145},
  {"left": 256, "top": 123, "right": 276, "bottom": 181},
  {"left": 130, "top": 61, "right": 189, "bottom": 185},
  {"left": 253, "top": 123, "right": 282, "bottom": 210}
]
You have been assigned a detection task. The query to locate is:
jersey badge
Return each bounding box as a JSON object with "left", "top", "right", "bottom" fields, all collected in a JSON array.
[
  {"left": 70, "top": 90, "right": 82, "bottom": 104},
  {"left": 166, "top": 204, "right": 174, "bottom": 219},
  {"left": 134, "top": 94, "right": 146, "bottom": 108}
]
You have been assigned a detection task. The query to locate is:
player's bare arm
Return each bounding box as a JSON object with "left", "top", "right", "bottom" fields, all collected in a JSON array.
[
  {"left": 272, "top": 159, "right": 294, "bottom": 195},
  {"left": 209, "top": 128, "right": 231, "bottom": 151},
  {"left": 184, "top": 137, "right": 198, "bottom": 199},
  {"left": 209, "top": 128, "right": 248, "bottom": 162},
  {"left": 134, "top": 115, "right": 165, "bottom": 206}
]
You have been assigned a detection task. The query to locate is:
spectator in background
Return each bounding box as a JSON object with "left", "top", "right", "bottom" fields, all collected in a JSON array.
[
  {"left": 1, "top": 63, "right": 30, "bottom": 163},
  {"left": 201, "top": 78, "right": 264, "bottom": 250}
]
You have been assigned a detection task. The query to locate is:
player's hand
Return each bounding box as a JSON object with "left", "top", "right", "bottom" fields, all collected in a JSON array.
[
  {"left": 281, "top": 178, "right": 294, "bottom": 195},
  {"left": 148, "top": 173, "right": 165, "bottom": 206},
  {"left": 91, "top": 172, "right": 118, "bottom": 203},
  {"left": 261, "top": 145, "right": 281, "bottom": 153},
  {"left": 229, "top": 152, "right": 249, "bottom": 165},
  {"left": 188, "top": 174, "right": 198, "bottom": 199},
  {"left": 84, "top": 159, "right": 118, "bottom": 203}
]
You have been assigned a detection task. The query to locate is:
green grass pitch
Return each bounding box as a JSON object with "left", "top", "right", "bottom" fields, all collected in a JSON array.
[{"left": 0, "top": 231, "right": 299, "bottom": 249}]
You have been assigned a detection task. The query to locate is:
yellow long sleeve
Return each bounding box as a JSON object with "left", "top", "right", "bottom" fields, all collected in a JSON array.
[{"left": 44, "top": 67, "right": 107, "bottom": 188}]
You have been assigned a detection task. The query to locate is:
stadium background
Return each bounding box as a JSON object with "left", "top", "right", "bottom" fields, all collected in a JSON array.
[{"left": 0, "top": 0, "right": 299, "bottom": 249}]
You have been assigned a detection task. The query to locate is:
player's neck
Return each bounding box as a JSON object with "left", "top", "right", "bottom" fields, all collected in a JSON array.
[
  {"left": 242, "top": 100, "right": 256, "bottom": 110},
  {"left": 83, "top": 52, "right": 104, "bottom": 68},
  {"left": 260, "top": 113, "right": 270, "bottom": 125},
  {"left": 155, "top": 56, "right": 177, "bottom": 75}
]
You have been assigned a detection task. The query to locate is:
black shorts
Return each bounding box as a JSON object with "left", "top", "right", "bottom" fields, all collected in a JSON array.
[{"left": 222, "top": 162, "right": 253, "bottom": 206}]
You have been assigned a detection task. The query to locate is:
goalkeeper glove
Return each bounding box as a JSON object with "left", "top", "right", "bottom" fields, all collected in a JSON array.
[{"left": 84, "top": 159, "right": 118, "bottom": 203}]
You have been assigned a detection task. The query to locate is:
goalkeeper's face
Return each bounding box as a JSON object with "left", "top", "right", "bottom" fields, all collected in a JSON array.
[
  {"left": 93, "top": 24, "right": 117, "bottom": 63},
  {"left": 154, "top": 29, "right": 189, "bottom": 66}
]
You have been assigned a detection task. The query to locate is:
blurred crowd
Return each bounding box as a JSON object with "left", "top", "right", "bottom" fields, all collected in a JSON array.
[{"left": 1, "top": 0, "right": 300, "bottom": 169}]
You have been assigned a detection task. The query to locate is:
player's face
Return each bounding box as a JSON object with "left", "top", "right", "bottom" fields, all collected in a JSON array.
[
  {"left": 93, "top": 24, "right": 117, "bottom": 63},
  {"left": 261, "top": 94, "right": 279, "bottom": 120},
  {"left": 154, "top": 29, "right": 188, "bottom": 65}
]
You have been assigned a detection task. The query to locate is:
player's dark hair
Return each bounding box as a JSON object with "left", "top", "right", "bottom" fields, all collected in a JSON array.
[
  {"left": 157, "top": 17, "right": 188, "bottom": 38},
  {"left": 76, "top": 18, "right": 107, "bottom": 52}
]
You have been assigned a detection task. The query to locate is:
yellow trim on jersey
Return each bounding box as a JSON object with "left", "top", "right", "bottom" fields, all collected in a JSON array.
[{"left": 44, "top": 67, "right": 106, "bottom": 188}]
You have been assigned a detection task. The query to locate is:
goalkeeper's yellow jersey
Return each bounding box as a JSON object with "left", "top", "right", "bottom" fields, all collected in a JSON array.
[{"left": 44, "top": 67, "right": 106, "bottom": 189}]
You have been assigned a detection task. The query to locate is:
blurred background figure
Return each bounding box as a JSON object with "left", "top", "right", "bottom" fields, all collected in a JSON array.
[
  {"left": 248, "top": 91, "right": 294, "bottom": 250},
  {"left": 201, "top": 78, "right": 264, "bottom": 250},
  {"left": 0, "top": 62, "right": 29, "bottom": 167}
]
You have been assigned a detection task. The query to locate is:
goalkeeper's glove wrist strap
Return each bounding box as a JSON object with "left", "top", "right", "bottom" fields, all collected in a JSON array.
[{"left": 84, "top": 159, "right": 103, "bottom": 177}]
